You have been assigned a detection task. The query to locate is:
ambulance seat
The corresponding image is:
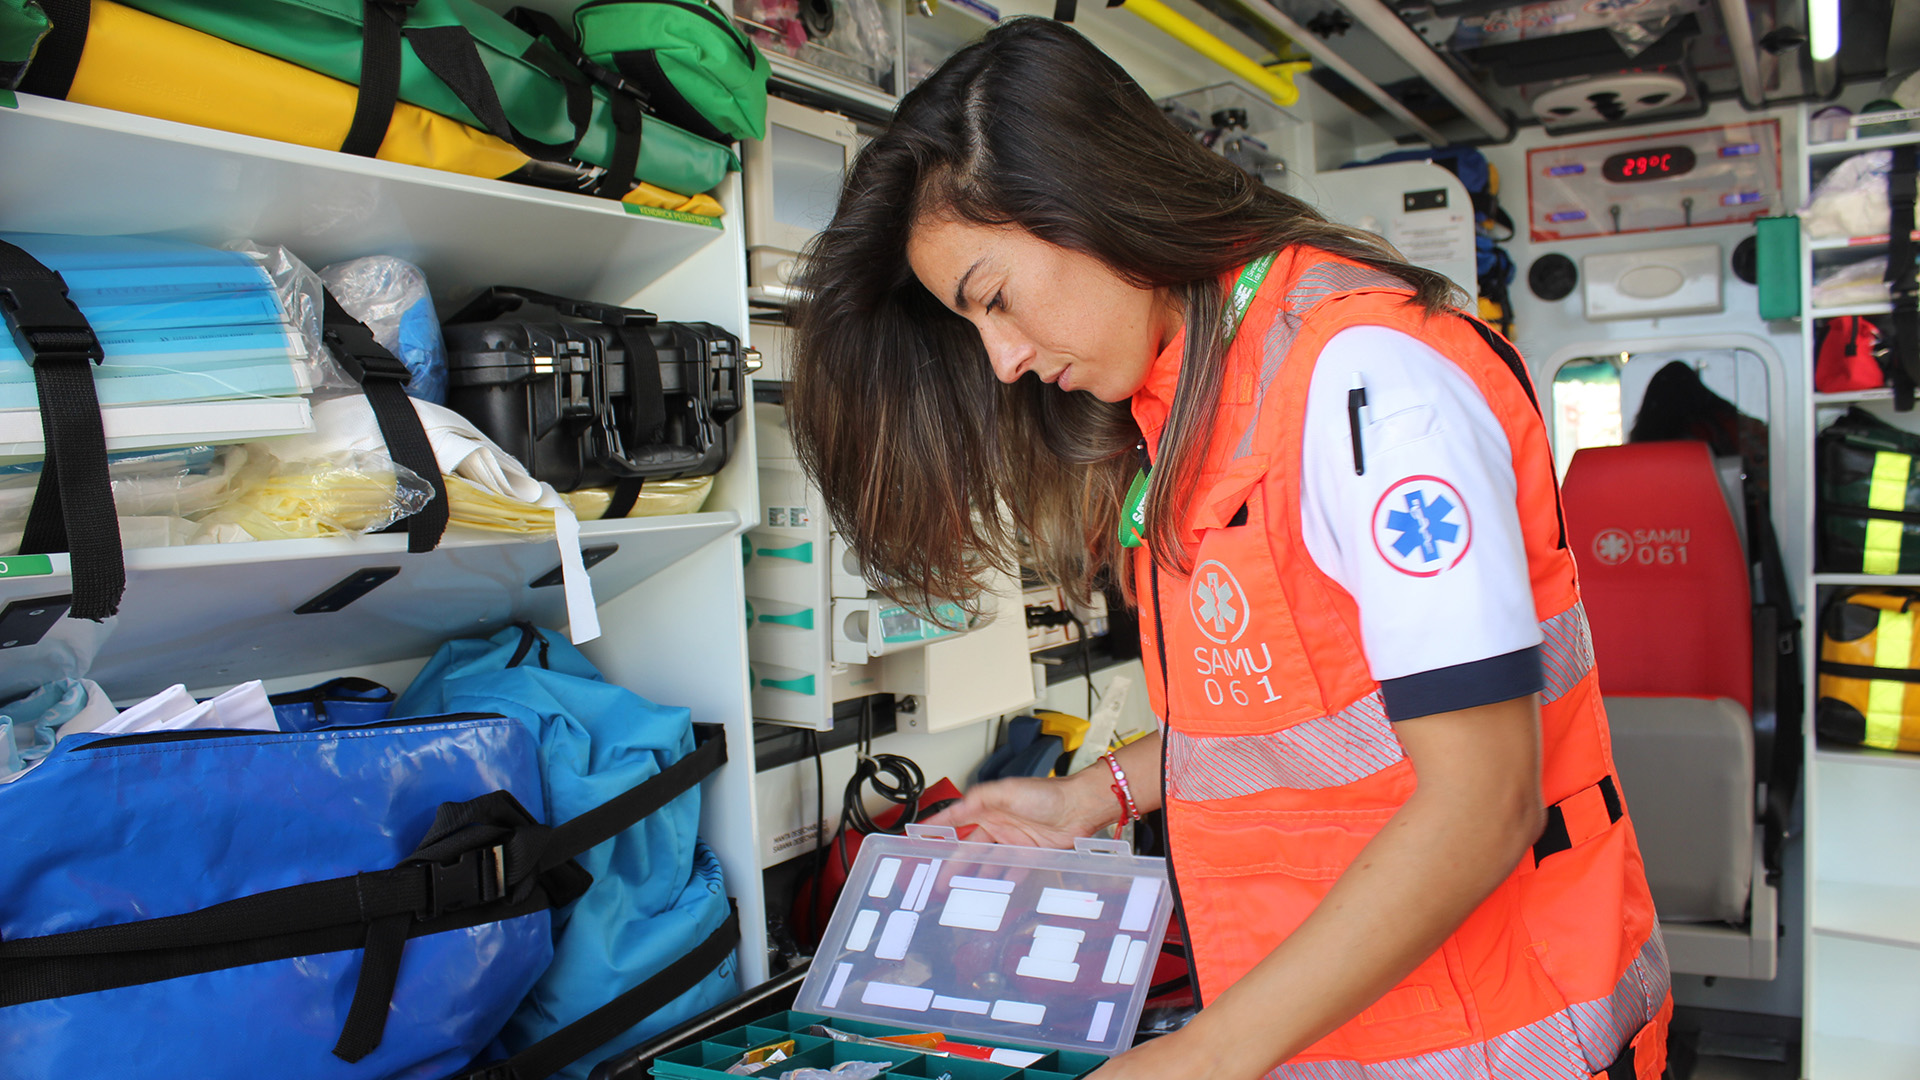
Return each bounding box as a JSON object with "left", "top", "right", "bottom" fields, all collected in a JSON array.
[{"left": 1562, "top": 441, "right": 1778, "bottom": 980}]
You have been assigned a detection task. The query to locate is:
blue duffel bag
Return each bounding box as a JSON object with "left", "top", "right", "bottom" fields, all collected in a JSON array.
[
  {"left": 395, "top": 624, "right": 740, "bottom": 1080},
  {"left": 0, "top": 681, "right": 732, "bottom": 1078}
]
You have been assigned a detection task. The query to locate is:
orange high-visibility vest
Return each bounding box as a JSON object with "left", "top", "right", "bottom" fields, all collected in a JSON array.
[{"left": 1131, "top": 249, "right": 1671, "bottom": 1079}]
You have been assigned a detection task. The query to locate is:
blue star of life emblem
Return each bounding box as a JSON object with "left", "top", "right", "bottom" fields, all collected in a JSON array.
[
  {"left": 1372, "top": 476, "right": 1472, "bottom": 577},
  {"left": 1387, "top": 490, "right": 1460, "bottom": 564}
]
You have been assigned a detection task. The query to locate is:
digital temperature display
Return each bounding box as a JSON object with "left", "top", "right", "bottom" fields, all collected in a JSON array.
[{"left": 1602, "top": 145, "right": 1697, "bottom": 182}]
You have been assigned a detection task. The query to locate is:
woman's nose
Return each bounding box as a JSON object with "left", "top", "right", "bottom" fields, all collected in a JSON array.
[{"left": 979, "top": 322, "right": 1035, "bottom": 383}]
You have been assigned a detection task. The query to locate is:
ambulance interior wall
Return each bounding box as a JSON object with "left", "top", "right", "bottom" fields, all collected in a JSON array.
[{"left": 1482, "top": 98, "right": 1810, "bottom": 1019}]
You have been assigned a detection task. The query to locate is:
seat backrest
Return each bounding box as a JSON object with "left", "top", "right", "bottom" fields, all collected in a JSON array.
[{"left": 1562, "top": 441, "right": 1752, "bottom": 710}]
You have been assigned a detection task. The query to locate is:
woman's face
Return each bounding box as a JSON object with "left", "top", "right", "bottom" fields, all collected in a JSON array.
[{"left": 907, "top": 217, "right": 1176, "bottom": 402}]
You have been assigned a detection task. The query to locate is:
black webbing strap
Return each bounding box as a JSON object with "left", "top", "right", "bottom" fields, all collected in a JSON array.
[
  {"left": 1459, "top": 314, "right": 1568, "bottom": 550},
  {"left": 1818, "top": 659, "right": 1920, "bottom": 683},
  {"left": 404, "top": 24, "right": 593, "bottom": 163},
  {"left": 446, "top": 285, "right": 657, "bottom": 328},
  {"left": 617, "top": 324, "right": 667, "bottom": 445},
  {"left": 0, "top": 240, "right": 122, "bottom": 620},
  {"left": 340, "top": 0, "right": 419, "bottom": 157},
  {"left": 0, "top": 724, "right": 727, "bottom": 1068},
  {"left": 15, "top": 0, "right": 88, "bottom": 100},
  {"left": 1531, "top": 775, "right": 1624, "bottom": 867},
  {"left": 1052, "top": 0, "right": 1077, "bottom": 20},
  {"left": 1887, "top": 145, "right": 1917, "bottom": 411},
  {"left": 604, "top": 477, "right": 644, "bottom": 519},
  {"left": 321, "top": 290, "right": 448, "bottom": 553},
  {"left": 458, "top": 906, "right": 740, "bottom": 1080},
  {"left": 505, "top": 6, "right": 649, "bottom": 197}
]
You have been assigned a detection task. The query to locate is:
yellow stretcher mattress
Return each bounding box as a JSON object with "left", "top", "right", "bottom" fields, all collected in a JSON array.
[{"left": 67, "top": 0, "right": 722, "bottom": 217}]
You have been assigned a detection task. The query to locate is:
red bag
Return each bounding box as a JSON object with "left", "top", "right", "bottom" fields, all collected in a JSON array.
[
  {"left": 1816, "top": 316, "right": 1886, "bottom": 393},
  {"left": 791, "top": 777, "right": 964, "bottom": 948}
]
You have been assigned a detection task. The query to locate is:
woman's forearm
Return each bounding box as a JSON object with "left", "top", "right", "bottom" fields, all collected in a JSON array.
[{"left": 1063, "top": 731, "right": 1165, "bottom": 829}]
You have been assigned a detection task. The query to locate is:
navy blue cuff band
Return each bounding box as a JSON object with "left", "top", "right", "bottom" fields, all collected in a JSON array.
[{"left": 1379, "top": 646, "right": 1544, "bottom": 722}]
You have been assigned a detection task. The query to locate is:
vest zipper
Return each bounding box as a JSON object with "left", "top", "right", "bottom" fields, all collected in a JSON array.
[{"left": 1150, "top": 556, "right": 1206, "bottom": 1006}]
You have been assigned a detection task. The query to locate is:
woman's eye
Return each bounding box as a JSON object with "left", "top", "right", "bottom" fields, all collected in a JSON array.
[{"left": 986, "top": 291, "right": 1007, "bottom": 314}]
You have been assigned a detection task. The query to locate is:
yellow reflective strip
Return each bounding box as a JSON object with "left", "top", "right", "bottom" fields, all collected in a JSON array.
[
  {"left": 1869, "top": 451, "right": 1913, "bottom": 510},
  {"left": 1867, "top": 609, "right": 1917, "bottom": 750},
  {"left": 1864, "top": 519, "right": 1906, "bottom": 574}
]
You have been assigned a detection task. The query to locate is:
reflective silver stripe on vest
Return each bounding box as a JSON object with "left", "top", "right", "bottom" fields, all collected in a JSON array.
[
  {"left": 1166, "top": 692, "right": 1403, "bottom": 800},
  {"left": 1262, "top": 926, "right": 1669, "bottom": 1080},
  {"left": 1539, "top": 602, "right": 1595, "bottom": 705},
  {"left": 1285, "top": 262, "right": 1410, "bottom": 313},
  {"left": 1167, "top": 611, "right": 1596, "bottom": 799}
]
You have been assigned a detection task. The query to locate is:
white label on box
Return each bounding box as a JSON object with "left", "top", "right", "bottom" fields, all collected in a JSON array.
[
  {"left": 1102, "top": 935, "right": 1132, "bottom": 984},
  {"left": 1015, "top": 956, "right": 1081, "bottom": 982},
  {"left": 990, "top": 1000, "right": 1047, "bottom": 1026},
  {"left": 1118, "top": 877, "right": 1159, "bottom": 933},
  {"left": 939, "top": 888, "right": 1010, "bottom": 932},
  {"left": 868, "top": 858, "right": 901, "bottom": 899},
  {"left": 947, "top": 875, "right": 1015, "bottom": 894},
  {"left": 862, "top": 983, "right": 936, "bottom": 1012},
  {"left": 1087, "top": 1001, "right": 1115, "bottom": 1044},
  {"left": 901, "top": 864, "right": 931, "bottom": 912},
  {"left": 1029, "top": 937, "right": 1080, "bottom": 964},
  {"left": 875, "top": 910, "right": 919, "bottom": 961},
  {"left": 845, "top": 909, "right": 880, "bottom": 952},
  {"left": 932, "top": 995, "right": 991, "bottom": 1015},
  {"left": 1036, "top": 888, "right": 1105, "bottom": 920},
  {"left": 1032, "top": 925, "right": 1086, "bottom": 943},
  {"left": 1119, "top": 938, "right": 1149, "bottom": 984},
  {"left": 821, "top": 962, "right": 854, "bottom": 1009},
  {"left": 991, "top": 1050, "right": 1047, "bottom": 1068},
  {"left": 911, "top": 859, "right": 943, "bottom": 912}
]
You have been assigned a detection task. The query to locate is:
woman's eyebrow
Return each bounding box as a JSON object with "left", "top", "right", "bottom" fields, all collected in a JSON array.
[{"left": 953, "top": 258, "right": 986, "bottom": 310}]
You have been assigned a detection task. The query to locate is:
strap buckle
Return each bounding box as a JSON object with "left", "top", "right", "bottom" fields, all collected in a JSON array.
[
  {"left": 0, "top": 274, "right": 104, "bottom": 366},
  {"left": 421, "top": 842, "right": 508, "bottom": 918},
  {"left": 323, "top": 321, "right": 413, "bottom": 385}
]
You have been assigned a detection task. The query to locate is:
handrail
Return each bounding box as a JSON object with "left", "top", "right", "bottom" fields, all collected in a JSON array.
[{"left": 1113, "top": 0, "right": 1309, "bottom": 107}]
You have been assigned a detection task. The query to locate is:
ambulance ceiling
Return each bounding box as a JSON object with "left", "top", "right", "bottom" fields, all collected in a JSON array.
[{"left": 1200, "top": 0, "right": 1911, "bottom": 143}]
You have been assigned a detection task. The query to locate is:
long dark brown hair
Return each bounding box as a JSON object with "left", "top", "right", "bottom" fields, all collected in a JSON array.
[{"left": 789, "top": 17, "right": 1458, "bottom": 613}]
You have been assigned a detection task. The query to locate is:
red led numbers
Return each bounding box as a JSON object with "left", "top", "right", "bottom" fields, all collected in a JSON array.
[{"left": 1601, "top": 145, "right": 1696, "bottom": 183}]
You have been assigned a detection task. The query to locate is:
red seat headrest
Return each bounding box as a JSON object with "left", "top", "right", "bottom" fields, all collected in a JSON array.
[{"left": 1561, "top": 441, "right": 1752, "bottom": 711}]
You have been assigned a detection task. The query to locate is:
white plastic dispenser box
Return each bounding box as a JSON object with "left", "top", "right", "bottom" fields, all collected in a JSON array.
[{"left": 794, "top": 824, "right": 1174, "bottom": 1058}]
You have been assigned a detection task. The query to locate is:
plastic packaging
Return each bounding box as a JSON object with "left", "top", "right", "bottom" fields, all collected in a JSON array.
[
  {"left": 1, "top": 678, "right": 116, "bottom": 782},
  {"left": 0, "top": 447, "right": 243, "bottom": 555},
  {"left": 564, "top": 476, "right": 714, "bottom": 520},
  {"left": 192, "top": 446, "right": 433, "bottom": 541},
  {"left": 1803, "top": 151, "right": 1920, "bottom": 240},
  {"left": 1811, "top": 256, "right": 1891, "bottom": 308},
  {"left": 319, "top": 256, "right": 449, "bottom": 403},
  {"left": 224, "top": 240, "right": 353, "bottom": 391},
  {"left": 776, "top": 1063, "right": 890, "bottom": 1080}
]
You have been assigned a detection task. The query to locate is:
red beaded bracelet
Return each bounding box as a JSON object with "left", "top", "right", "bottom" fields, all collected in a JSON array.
[{"left": 1102, "top": 752, "right": 1140, "bottom": 825}]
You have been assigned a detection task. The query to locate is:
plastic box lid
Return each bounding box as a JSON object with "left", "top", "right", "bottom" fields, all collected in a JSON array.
[{"left": 793, "top": 824, "right": 1173, "bottom": 1057}]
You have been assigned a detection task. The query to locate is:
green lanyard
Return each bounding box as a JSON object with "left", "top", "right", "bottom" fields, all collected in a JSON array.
[{"left": 1120, "top": 252, "right": 1276, "bottom": 549}]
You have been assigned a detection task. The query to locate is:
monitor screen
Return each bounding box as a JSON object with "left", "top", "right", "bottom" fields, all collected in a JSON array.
[{"left": 771, "top": 123, "right": 848, "bottom": 234}]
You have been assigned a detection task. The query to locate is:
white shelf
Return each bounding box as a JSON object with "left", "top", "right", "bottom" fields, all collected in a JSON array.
[
  {"left": 1809, "top": 233, "right": 1920, "bottom": 251},
  {"left": 1815, "top": 744, "right": 1920, "bottom": 770},
  {"left": 1808, "top": 1034, "right": 1920, "bottom": 1079},
  {"left": 1810, "top": 302, "right": 1896, "bottom": 318},
  {"left": 1808, "top": 129, "right": 1920, "bottom": 159},
  {"left": 2, "top": 511, "right": 740, "bottom": 700},
  {"left": 1814, "top": 388, "right": 1896, "bottom": 404},
  {"left": 1812, "top": 571, "right": 1920, "bottom": 585},
  {"left": 1814, "top": 882, "right": 1920, "bottom": 948},
  {"left": 0, "top": 93, "right": 727, "bottom": 306}
]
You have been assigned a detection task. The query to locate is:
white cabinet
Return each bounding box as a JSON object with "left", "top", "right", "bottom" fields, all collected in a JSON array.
[
  {"left": 0, "top": 92, "right": 769, "bottom": 985},
  {"left": 1797, "top": 105, "right": 1920, "bottom": 1080}
]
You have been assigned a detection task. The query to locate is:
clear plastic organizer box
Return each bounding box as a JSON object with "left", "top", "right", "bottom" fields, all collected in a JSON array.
[{"left": 649, "top": 825, "right": 1173, "bottom": 1078}]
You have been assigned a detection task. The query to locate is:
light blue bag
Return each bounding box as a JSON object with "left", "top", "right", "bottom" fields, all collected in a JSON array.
[{"left": 394, "top": 624, "right": 740, "bottom": 1080}]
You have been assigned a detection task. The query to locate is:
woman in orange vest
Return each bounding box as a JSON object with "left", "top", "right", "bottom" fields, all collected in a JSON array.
[{"left": 787, "top": 18, "right": 1669, "bottom": 1080}]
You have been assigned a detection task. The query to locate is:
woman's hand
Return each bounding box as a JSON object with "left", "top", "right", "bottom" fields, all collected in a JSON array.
[{"left": 919, "top": 766, "right": 1113, "bottom": 848}]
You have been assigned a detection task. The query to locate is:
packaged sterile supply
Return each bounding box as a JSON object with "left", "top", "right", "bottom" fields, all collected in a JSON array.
[
  {"left": 1803, "top": 151, "right": 1920, "bottom": 240},
  {"left": 319, "top": 257, "right": 449, "bottom": 404},
  {"left": 1811, "top": 256, "right": 1892, "bottom": 309}
]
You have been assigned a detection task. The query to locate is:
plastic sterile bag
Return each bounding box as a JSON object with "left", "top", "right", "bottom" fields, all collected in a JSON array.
[
  {"left": 564, "top": 476, "right": 713, "bottom": 520},
  {"left": 775, "top": 1063, "right": 891, "bottom": 1080},
  {"left": 0, "top": 446, "right": 245, "bottom": 555},
  {"left": 1812, "top": 256, "right": 1892, "bottom": 308},
  {"left": 1803, "top": 151, "right": 1918, "bottom": 240},
  {"left": 223, "top": 240, "right": 353, "bottom": 391},
  {"left": 192, "top": 444, "right": 434, "bottom": 541},
  {"left": 319, "top": 256, "right": 449, "bottom": 403},
  {"left": 1, "top": 678, "right": 117, "bottom": 782}
]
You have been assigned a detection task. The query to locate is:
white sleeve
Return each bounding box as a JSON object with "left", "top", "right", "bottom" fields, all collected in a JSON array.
[{"left": 1298, "top": 325, "right": 1544, "bottom": 721}]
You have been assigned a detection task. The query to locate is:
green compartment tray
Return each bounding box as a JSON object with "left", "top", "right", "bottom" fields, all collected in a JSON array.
[{"left": 650, "top": 1011, "right": 1109, "bottom": 1080}]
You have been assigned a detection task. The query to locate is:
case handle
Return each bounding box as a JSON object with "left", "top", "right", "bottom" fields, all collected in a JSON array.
[
  {"left": 1074, "top": 837, "right": 1132, "bottom": 856},
  {"left": 904, "top": 824, "right": 959, "bottom": 841}
]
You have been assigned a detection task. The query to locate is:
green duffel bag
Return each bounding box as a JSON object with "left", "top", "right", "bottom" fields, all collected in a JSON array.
[
  {"left": 1819, "top": 405, "right": 1920, "bottom": 575},
  {"left": 574, "top": 0, "right": 768, "bottom": 144},
  {"left": 0, "top": 0, "right": 48, "bottom": 89},
  {"left": 92, "top": 0, "right": 737, "bottom": 196}
]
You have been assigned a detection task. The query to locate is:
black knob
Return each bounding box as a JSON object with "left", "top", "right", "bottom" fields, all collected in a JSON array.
[
  {"left": 1528, "top": 253, "right": 1578, "bottom": 301},
  {"left": 1732, "top": 235, "right": 1759, "bottom": 285}
]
